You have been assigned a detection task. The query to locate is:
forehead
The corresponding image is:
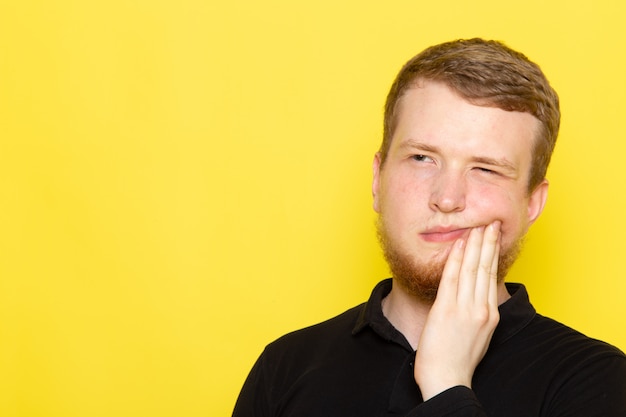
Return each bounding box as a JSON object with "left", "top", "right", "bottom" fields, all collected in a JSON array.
[{"left": 392, "top": 82, "right": 540, "bottom": 164}]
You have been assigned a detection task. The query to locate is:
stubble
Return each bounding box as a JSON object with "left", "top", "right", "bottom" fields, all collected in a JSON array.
[{"left": 376, "top": 216, "right": 523, "bottom": 304}]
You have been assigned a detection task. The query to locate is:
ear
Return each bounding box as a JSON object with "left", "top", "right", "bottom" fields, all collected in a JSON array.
[
  {"left": 372, "top": 152, "right": 383, "bottom": 213},
  {"left": 527, "top": 179, "right": 549, "bottom": 226}
]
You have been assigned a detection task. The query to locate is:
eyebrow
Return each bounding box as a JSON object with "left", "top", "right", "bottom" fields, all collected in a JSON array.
[
  {"left": 399, "top": 140, "right": 439, "bottom": 154},
  {"left": 399, "top": 139, "right": 519, "bottom": 173},
  {"left": 472, "top": 156, "right": 518, "bottom": 173}
]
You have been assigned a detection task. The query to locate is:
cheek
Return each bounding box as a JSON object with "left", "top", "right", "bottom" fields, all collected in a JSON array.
[
  {"left": 381, "top": 174, "right": 422, "bottom": 211},
  {"left": 472, "top": 188, "right": 528, "bottom": 237},
  {"left": 378, "top": 178, "right": 429, "bottom": 234}
]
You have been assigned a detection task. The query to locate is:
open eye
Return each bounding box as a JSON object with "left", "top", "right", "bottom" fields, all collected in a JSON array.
[{"left": 412, "top": 154, "right": 433, "bottom": 162}]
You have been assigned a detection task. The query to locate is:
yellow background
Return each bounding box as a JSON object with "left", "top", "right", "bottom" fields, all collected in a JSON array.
[{"left": 1, "top": 1, "right": 625, "bottom": 416}]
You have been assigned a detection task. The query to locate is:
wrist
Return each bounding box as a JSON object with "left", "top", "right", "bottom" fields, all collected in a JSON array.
[{"left": 416, "top": 372, "right": 472, "bottom": 401}]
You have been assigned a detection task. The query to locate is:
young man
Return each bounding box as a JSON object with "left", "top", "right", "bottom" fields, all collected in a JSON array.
[{"left": 233, "top": 39, "right": 626, "bottom": 416}]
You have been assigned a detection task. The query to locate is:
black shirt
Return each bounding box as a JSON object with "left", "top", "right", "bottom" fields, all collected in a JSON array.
[{"left": 233, "top": 280, "right": 626, "bottom": 416}]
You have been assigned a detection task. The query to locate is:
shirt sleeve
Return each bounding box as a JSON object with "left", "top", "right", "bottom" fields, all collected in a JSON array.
[
  {"left": 404, "top": 350, "right": 626, "bottom": 417},
  {"left": 404, "top": 386, "right": 487, "bottom": 417}
]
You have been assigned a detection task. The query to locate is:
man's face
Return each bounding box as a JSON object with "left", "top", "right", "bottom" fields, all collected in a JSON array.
[{"left": 373, "top": 81, "right": 548, "bottom": 301}]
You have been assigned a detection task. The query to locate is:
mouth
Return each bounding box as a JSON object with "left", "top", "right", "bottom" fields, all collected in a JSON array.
[{"left": 419, "top": 227, "right": 470, "bottom": 243}]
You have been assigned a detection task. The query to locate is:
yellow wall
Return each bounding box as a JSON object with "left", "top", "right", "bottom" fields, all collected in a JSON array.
[{"left": 1, "top": 1, "right": 625, "bottom": 416}]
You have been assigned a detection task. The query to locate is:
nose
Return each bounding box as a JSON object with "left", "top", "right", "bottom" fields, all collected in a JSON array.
[{"left": 429, "top": 170, "right": 466, "bottom": 213}]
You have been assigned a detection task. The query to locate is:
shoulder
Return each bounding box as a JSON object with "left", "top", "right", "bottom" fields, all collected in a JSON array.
[
  {"left": 529, "top": 313, "right": 624, "bottom": 358},
  {"left": 507, "top": 311, "right": 626, "bottom": 396},
  {"left": 261, "top": 303, "right": 365, "bottom": 363},
  {"left": 527, "top": 315, "right": 626, "bottom": 415},
  {"left": 501, "top": 283, "right": 624, "bottom": 365},
  {"left": 477, "top": 308, "right": 626, "bottom": 415},
  {"left": 233, "top": 304, "right": 367, "bottom": 417}
]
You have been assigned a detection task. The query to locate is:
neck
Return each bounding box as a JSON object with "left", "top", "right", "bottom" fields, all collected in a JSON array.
[{"left": 381, "top": 278, "right": 511, "bottom": 350}]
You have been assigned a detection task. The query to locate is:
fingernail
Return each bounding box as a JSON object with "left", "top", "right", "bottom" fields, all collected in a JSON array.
[{"left": 491, "top": 220, "right": 501, "bottom": 232}]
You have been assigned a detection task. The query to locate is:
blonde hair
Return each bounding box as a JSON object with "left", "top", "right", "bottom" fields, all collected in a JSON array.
[{"left": 380, "top": 38, "right": 560, "bottom": 191}]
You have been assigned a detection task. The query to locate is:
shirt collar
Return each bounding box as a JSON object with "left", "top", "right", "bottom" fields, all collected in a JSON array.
[
  {"left": 492, "top": 282, "right": 537, "bottom": 345},
  {"left": 352, "top": 279, "right": 413, "bottom": 350},
  {"left": 352, "top": 279, "right": 536, "bottom": 349}
]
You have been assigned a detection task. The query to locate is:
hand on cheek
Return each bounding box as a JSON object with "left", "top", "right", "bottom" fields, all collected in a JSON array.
[{"left": 413, "top": 221, "right": 501, "bottom": 401}]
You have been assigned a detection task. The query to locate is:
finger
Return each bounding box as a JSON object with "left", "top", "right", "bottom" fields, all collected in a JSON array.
[
  {"left": 488, "top": 229, "right": 501, "bottom": 307},
  {"left": 457, "top": 226, "right": 485, "bottom": 303},
  {"left": 437, "top": 238, "right": 465, "bottom": 302},
  {"left": 475, "top": 221, "right": 501, "bottom": 304}
]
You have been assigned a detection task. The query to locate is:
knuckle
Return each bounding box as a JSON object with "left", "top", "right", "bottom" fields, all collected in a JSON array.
[
  {"left": 474, "top": 307, "right": 490, "bottom": 323},
  {"left": 471, "top": 306, "right": 498, "bottom": 326},
  {"left": 465, "top": 265, "right": 479, "bottom": 277}
]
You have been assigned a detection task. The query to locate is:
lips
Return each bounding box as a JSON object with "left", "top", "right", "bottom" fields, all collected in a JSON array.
[{"left": 420, "top": 227, "right": 470, "bottom": 243}]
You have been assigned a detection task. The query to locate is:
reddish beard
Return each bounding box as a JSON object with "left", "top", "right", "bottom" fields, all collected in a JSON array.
[{"left": 376, "top": 217, "right": 522, "bottom": 304}]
